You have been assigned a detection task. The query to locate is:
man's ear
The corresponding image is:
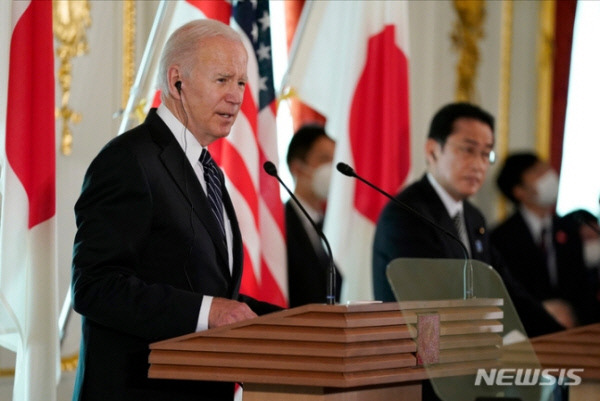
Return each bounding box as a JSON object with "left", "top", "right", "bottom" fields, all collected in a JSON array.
[
  {"left": 512, "top": 185, "right": 526, "bottom": 203},
  {"left": 425, "top": 139, "right": 439, "bottom": 164},
  {"left": 288, "top": 159, "right": 301, "bottom": 179},
  {"left": 167, "top": 66, "right": 182, "bottom": 98}
]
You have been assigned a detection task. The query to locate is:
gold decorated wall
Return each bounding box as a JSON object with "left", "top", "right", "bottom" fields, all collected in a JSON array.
[{"left": 0, "top": 2, "right": 559, "bottom": 397}]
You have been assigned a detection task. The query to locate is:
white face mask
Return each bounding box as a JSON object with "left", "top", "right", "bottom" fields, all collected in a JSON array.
[
  {"left": 534, "top": 170, "right": 559, "bottom": 207},
  {"left": 311, "top": 162, "right": 332, "bottom": 200},
  {"left": 584, "top": 238, "right": 600, "bottom": 269}
]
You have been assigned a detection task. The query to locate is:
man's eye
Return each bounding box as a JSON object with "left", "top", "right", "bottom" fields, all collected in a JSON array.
[{"left": 463, "top": 146, "right": 477, "bottom": 155}]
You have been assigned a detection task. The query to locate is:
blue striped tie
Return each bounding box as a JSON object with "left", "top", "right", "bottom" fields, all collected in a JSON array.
[{"left": 199, "top": 149, "right": 225, "bottom": 238}]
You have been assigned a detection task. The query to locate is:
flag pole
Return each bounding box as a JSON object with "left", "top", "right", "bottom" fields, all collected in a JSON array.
[
  {"left": 118, "top": 0, "right": 172, "bottom": 134},
  {"left": 278, "top": 0, "right": 314, "bottom": 94},
  {"left": 58, "top": 287, "right": 72, "bottom": 346}
]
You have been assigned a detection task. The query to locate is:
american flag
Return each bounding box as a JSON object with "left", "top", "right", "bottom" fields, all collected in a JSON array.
[
  {"left": 115, "top": 6, "right": 287, "bottom": 401},
  {"left": 209, "top": 0, "right": 288, "bottom": 307},
  {"left": 119, "top": 0, "right": 287, "bottom": 307}
]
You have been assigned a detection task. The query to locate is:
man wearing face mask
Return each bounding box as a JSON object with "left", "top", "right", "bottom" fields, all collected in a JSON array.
[
  {"left": 285, "top": 124, "right": 342, "bottom": 307},
  {"left": 575, "top": 210, "right": 600, "bottom": 274},
  {"left": 562, "top": 208, "right": 600, "bottom": 311},
  {"left": 492, "top": 152, "right": 600, "bottom": 326}
]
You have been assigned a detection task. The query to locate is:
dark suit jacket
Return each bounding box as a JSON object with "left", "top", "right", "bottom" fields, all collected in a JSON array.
[
  {"left": 285, "top": 202, "right": 341, "bottom": 307},
  {"left": 491, "top": 210, "right": 600, "bottom": 325},
  {"left": 372, "top": 174, "right": 563, "bottom": 337},
  {"left": 71, "top": 109, "right": 280, "bottom": 401}
]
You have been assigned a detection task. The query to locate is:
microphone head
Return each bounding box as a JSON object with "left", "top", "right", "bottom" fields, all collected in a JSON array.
[
  {"left": 336, "top": 162, "right": 355, "bottom": 177},
  {"left": 263, "top": 161, "right": 278, "bottom": 176}
]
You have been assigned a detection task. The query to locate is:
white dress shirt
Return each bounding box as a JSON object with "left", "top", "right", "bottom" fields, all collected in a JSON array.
[
  {"left": 157, "top": 104, "right": 234, "bottom": 331},
  {"left": 427, "top": 173, "right": 471, "bottom": 256}
]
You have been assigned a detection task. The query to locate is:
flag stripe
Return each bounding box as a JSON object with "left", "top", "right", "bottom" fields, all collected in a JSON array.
[
  {"left": 228, "top": 0, "right": 287, "bottom": 305},
  {"left": 6, "top": 0, "right": 55, "bottom": 228},
  {"left": 221, "top": 140, "right": 259, "bottom": 224},
  {"left": 189, "top": 0, "right": 230, "bottom": 24},
  {"left": 240, "top": 85, "right": 259, "bottom": 136},
  {"left": 239, "top": 246, "right": 259, "bottom": 295},
  {"left": 1, "top": 1, "right": 59, "bottom": 400}
]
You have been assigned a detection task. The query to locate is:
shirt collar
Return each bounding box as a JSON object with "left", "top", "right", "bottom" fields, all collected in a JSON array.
[
  {"left": 520, "top": 205, "right": 552, "bottom": 241},
  {"left": 292, "top": 194, "right": 323, "bottom": 223},
  {"left": 157, "top": 104, "right": 204, "bottom": 167},
  {"left": 427, "top": 173, "right": 463, "bottom": 218}
]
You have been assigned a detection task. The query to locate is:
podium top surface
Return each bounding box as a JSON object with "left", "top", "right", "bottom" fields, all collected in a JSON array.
[
  {"left": 149, "top": 299, "right": 505, "bottom": 388},
  {"left": 531, "top": 323, "right": 600, "bottom": 381},
  {"left": 151, "top": 299, "right": 503, "bottom": 346}
]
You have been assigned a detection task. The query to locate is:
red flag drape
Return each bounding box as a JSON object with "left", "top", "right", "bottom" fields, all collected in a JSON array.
[{"left": 550, "top": 1, "right": 577, "bottom": 174}]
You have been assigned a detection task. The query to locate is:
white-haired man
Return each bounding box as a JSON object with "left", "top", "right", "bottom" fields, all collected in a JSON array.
[{"left": 72, "top": 19, "right": 280, "bottom": 401}]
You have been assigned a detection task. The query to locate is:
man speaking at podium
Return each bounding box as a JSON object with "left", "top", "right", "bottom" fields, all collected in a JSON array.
[
  {"left": 71, "top": 20, "right": 279, "bottom": 401},
  {"left": 372, "top": 102, "right": 563, "bottom": 338}
]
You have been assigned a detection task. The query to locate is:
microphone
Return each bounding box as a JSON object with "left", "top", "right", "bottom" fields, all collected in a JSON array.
[
  {"left": 336, "top": 162, "right": 474, "bottom": 299},
  {"left": 263, "top": 161, "right": 337, "bottom": 305}
]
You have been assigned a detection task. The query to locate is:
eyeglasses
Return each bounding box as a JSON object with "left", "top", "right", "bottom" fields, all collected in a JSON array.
[{"left": 445, "top": 141, "right": 496, "bottom": 165}]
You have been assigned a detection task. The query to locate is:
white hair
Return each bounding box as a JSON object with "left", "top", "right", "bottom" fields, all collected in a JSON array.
[{"left": 157, "top": 19, "right": 242, "bottom": 99}]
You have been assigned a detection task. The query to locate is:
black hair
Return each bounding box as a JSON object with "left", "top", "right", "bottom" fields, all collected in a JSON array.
[
  {"left": 496, "top": 152, "right": 540, "bottom": 204},
  {"left": 428, "top": 102, "right": 495, "bottom": 144},
  {"left": 286, "top": 124, "right": 330, "bottom": 167}
]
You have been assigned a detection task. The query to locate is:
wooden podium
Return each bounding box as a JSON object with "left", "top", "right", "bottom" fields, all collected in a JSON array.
[
  {"left": 149, "top": 299, "right": 504, "bottom": 401},
  {"left": 530, "top": 323, "right": 600, "bottom": 401}
]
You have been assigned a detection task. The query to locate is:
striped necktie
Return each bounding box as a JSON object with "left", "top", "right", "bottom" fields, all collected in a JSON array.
[
  {"left": 199, "top": 149, "right": 225, "bottom": 238},
  {"left": 453, "top": 211, "right": 471, "bottom": 256}
]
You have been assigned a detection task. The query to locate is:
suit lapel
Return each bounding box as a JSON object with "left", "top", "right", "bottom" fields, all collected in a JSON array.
[
  {"left": 463, "top": 203, "right": 486, "bottom": 258},
  {"left": 146, "top": 111, "right": 230, "bottom": 272},
  {"left": 419, "top": 176, "right": 486, "bottom": 258},
  {"left": 419, "top": 176, "right": 457, "bottom": 233},
  {"left": 222, "top": 183, "right": 243, "bottom": 288}
]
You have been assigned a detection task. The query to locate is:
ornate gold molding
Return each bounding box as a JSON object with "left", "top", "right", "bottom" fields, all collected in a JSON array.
[
  {"left": 53, "top": 0, "right": 91, "bottom": 156},
  {"left": 122, "top": 0, "right": 136, "bottom": 110},
  {"left": 451, "top": 0, "right": 486, "bottom": 103},
  {"left": 496, "top": 0, "right": 514, "bottom": 221},
  {"left": 536, "top": 0, "right": 555, "bottom": 160},
  {"left": 0, "top": 353, "right": 79, "bottom": 377}
]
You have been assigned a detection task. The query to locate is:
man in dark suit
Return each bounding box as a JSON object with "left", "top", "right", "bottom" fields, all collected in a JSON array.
[
  {"left": 71, "top": 20, "right": 280, "bottom": 401},
  {"left": 492, "top": 152, "right": 600, "bottom": 326},
  {"left": 285, "top": 124, "right": 342, "bottom": 307},
  {"left": 372, "top": 102, "right": 563, "bottom": 338}
]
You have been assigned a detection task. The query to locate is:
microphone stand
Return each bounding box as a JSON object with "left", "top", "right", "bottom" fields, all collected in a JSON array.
[
  {"left": 336, "top": 162, "right": 474, "bottom": 299},
  {"left": 264, "top": 161, "right": 337, "bottom": 305}
]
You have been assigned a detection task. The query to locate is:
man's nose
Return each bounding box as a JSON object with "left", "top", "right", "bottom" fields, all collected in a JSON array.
[{"left": 226, "top": 84, "right": 244, "bottom": 104}]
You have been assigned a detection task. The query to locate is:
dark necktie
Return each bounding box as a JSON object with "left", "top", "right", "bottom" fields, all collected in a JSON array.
[
  {"left": 199, "top": 149, "right": 225, "bottom": 238},
  {"left": 540, "top": 226, "right": 558, "bottom": 288},
  {"left": 453, "top": 211, "right": 470, "bottom": 256},
  {"left": 539, "top": 227, "right": 548, "bottom": 262},
  {"left": 314, "top": 218, "right": 331, "bottom": 266}
]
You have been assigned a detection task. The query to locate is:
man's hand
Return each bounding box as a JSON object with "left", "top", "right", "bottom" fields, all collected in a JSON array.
[{"left": 209, "top": 297, "right": 257, "bottom": 328}]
